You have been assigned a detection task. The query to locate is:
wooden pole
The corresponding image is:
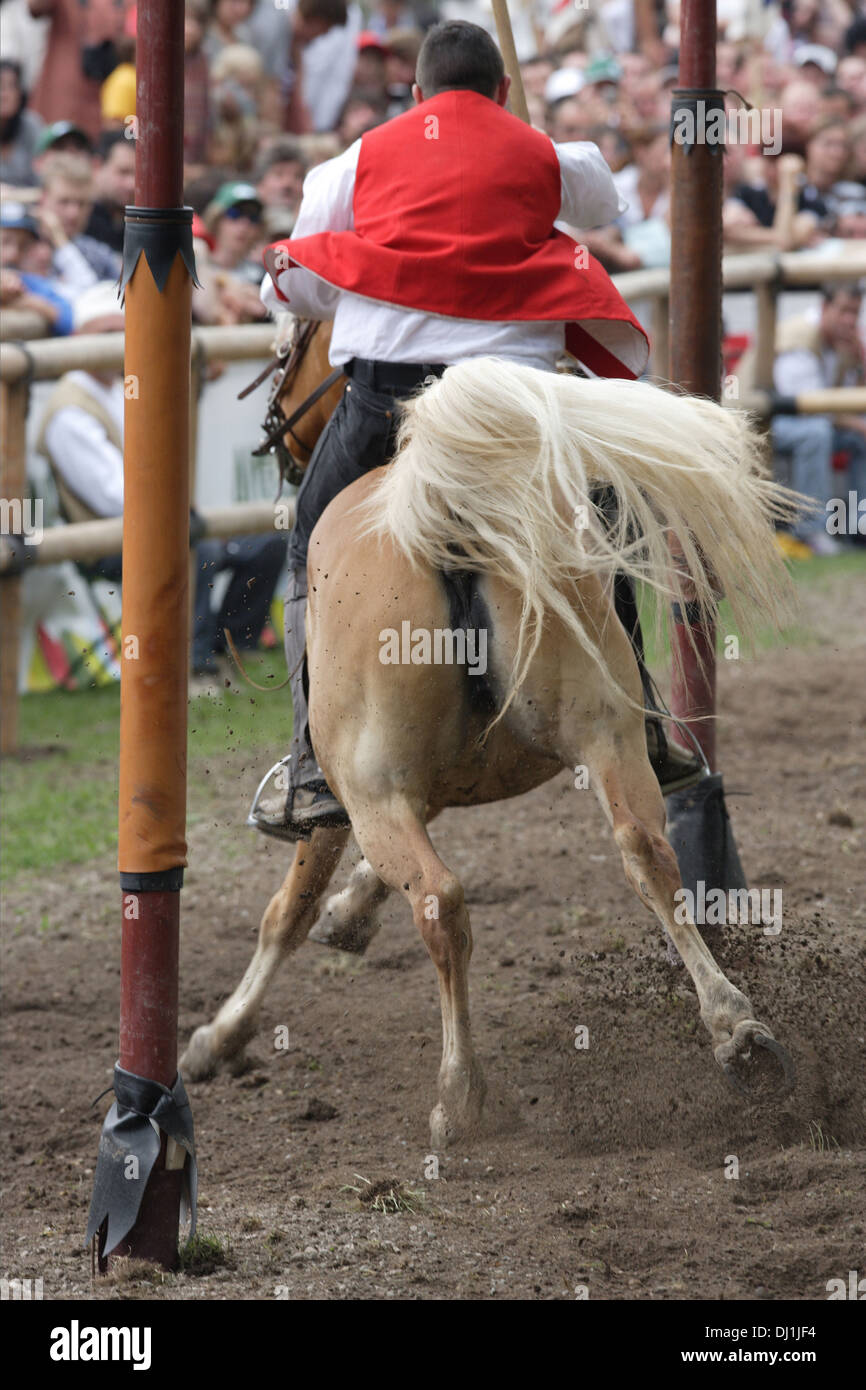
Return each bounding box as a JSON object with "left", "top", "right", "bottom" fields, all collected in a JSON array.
[
  {"left": 491, "top": 0, "right": 530, "bottom": 124},
  {"left": 89, "top": 0, "right": 195, "bottom": 1273},
  {"left": 0, "top": 380, "right": 29, "bottom": 755},
  {"left": 668, "top": 0, "right": 723, "bottom": 770}
]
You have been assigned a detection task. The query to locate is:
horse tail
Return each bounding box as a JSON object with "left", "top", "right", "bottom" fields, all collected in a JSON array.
[{"left": 358, "top": 356, "right": 799, "bottom": 720}]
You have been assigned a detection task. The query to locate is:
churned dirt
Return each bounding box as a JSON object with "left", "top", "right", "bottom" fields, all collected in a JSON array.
[{"left": 2, "top": 578, "right": 864, "bottom": 1302}]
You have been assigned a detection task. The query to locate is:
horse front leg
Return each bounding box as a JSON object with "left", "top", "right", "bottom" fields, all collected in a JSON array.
[{"left": 181, "top": 827, "right": 349, "bottom": 1078}]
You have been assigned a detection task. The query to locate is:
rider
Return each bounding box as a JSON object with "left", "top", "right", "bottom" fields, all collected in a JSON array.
[{"left": 250, "top": 18, "right": 705, "bottom": 841}]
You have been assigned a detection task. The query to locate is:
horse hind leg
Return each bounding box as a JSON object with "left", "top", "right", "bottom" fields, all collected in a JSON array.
[
  {"left": 592, "top": 731, "right": 792, "bottom": 1094},
  {"left": 554, "top": 645, "right": 795, "bottom": 1098},
  {"left": 181, "top": 827, "right": 350, "bottom": 1079},
  {"left": 307, "top": 855, "right": 391, "bottom": 955}
]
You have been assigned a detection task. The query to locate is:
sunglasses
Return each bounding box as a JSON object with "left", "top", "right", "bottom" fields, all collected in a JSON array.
[{"left": 224, "top": 203, "right": 262, "bottom": 223}]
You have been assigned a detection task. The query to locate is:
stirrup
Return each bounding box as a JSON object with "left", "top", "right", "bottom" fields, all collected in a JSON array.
[{"left": 247, "top": 754, "right": 294, "bottom": 840}]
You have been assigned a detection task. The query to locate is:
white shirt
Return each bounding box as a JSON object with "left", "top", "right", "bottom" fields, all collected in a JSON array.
[
  {"left": 261, "top": 136, "right": 627, "bottom": 373},
  {"left": 300, "top": 3, "right": 363, "bottom": 134},
  {"left": 43, "top": 371, "right": 125, "bottom": 518},
  {"left": 612, "top": 164, "right": 669, "bottom": 229}
]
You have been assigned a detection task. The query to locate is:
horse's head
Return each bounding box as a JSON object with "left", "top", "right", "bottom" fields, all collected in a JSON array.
[{"left": 253, "top": 316, "right": 345, "bottom": 487}]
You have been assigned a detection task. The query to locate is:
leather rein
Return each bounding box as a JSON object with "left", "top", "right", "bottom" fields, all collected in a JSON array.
[{"left": 238, "top": 319, "right": 343, "bottom": 487}]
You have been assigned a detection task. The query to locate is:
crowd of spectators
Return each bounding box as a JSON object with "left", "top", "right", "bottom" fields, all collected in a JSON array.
[
  {"left": 1, "top": 1, "right": 864, "bottom": 557},
  {"left": 2, "top": 1, "right": 866, "bottom": 329}
]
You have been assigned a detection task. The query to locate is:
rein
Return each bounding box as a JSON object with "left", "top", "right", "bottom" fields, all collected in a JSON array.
[{"left": 238, "top": 319, "right": 343, "bottom": 487}]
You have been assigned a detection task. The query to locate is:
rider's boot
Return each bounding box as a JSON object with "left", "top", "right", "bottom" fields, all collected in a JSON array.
[{"left": 248, "top": 568, "right": 350, "bottom": 842}]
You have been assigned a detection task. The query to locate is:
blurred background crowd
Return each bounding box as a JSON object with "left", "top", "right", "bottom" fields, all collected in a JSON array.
[{"left": 3, "top": 0, "right": 866, "bottom": 331}]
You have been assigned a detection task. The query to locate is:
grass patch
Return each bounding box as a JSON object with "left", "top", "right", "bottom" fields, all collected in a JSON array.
[
  {"left": 178, "top": 1231, "right": 235, "bottom": 1275},
  {"left": 808, "top": 1120, "right": 841, "bottom": 1154},
  {"left": 1, "top": 651, "right": 290, "bottom": 882},
  {"left": 341, "top": 1174, "right": 426, "bottom": 1215}
]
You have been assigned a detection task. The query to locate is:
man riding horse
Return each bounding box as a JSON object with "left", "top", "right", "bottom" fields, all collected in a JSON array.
[{"left": 250, "top": 18, "right": 704, "bottom": 842}]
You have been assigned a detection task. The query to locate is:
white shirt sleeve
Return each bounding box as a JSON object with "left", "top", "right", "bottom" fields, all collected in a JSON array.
[
  {"left": 261, "top": 140, "right": 361, "bottom": 322},
  {"left": 555, "top": 141, "right": 628, "bottom": 229},
  {"left": 44, "top": 407, "right": 124, "bottom": 518},
  {"left": 773, "top": 348, "right": 826, "bottom": 397},
  {"left": 53, "top": 240, "right": 100, "bottom": 294}
]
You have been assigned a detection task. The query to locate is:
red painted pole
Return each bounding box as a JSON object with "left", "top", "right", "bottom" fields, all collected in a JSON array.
[
  {"left": 91, "top": 0, "right": 194, "bottom": 1271},
  {"left": 668, "top": 0, "right": 722, "bottom": 769},
  {"left": 134, "top": 2, "right": 185, "bottom": 209}
]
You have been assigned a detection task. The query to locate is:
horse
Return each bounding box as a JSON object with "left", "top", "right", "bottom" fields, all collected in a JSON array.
[{"left": 183, "top": 336, "right": 798, "bottom": 1149}]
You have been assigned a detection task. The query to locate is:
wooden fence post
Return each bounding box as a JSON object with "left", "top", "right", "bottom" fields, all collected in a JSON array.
[{"left": 1, "top": 377, "right": 30, "bottom": 755}]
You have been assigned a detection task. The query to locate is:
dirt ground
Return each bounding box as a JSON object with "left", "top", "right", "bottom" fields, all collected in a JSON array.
[{"left": 2, "top": 579, "right": 864, "bottom": 1302}]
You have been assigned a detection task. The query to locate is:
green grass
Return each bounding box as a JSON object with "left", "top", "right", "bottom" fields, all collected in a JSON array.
[
  {"left": 639, "top": 548, "right": 866, "bottom": 669},
  {"left": 1, "top": 651, "right": 291, "bottom": 883},
  {"left": 1, "top": 551, "right": 863, "bottom": 884}
]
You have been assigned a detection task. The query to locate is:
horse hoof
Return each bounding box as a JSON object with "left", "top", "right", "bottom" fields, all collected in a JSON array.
[
  {"left": 180, "top": 1025, "right": 218, "bottom": 1082},
  {"left": 308, "top": 912, "right": 380, "bottom": 955},
  {"left": 715, "top": 1020, "right": 795, "bottom": 1098}
]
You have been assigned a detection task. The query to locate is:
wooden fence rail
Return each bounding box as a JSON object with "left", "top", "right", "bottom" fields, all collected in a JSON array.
[{"left": 2, "top": 249, "right": 865, "bottom": 753}]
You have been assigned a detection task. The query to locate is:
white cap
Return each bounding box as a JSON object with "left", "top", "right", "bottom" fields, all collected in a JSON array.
[
  {"left": 544, "top": 68, "right": 585, "bottom": 106},
  {"left": 794, "top": 44, "right": 838, "bottom": 77},
  {"left": 73, "top": 281, "right": 124, "bottom": 332}
]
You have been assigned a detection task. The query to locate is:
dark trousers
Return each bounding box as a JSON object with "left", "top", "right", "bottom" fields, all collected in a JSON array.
[
  {"left": 192, "top": 534, "right": 287, "bottom": 668},
  {"left": 286, "top": 361, "right": 420, "bottom": 786}
]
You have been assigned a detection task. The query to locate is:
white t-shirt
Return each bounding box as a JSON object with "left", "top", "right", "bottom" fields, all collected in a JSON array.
[{"left": 43, "top": 371, "right": 125, "bottom": 518}]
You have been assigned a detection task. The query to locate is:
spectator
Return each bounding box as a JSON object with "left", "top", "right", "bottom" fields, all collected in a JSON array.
[
  {"left": 738, "top": 284, "right": 866, "bottom": 556},
  {"left": 354, "top": 31, "right": 388, "bottom": 95},
  {"left": 800, "top": 118, "right": 866, "bottom": 233},
  {"left": 0, "top": 0, "right": 50, "bottom": 93},
  {"left": 289, "top": 0, "right": 362, "bottom": 135},
  {"left": 382, "top": 28, "right": 423, "bottom": 117},
  {"left": 0, "top": 198, "right": 73, "bottom": 332},
  {"left": 195, "top": 179, "right": 270, "bottom": 322},
  {"left": 335, "top": 88, "right": 388, "bottom": 146},
  {"left": 724, "top": 151, "right": 824, "bottom": 252},
  {"left": 837, "top": 54, "right": 866, "bottom": 109},
  {"left": 34, "top": 279, "right": 287, "bottom": 675},
  {"left": 35, "top": 279, "right": 126, "bottom": 525},
  {"left": 613, "top": 124, "right": 671, "bottom": 253},
  {"left": 777, "top": 78, "right": 825, "bottom": 155},
  {"left": 86, "top": 130, "right": 136, "bottom": 254},
  {"left": 203, "top": 0, "right": 255, "bottom": 63},
  {"left": 191, "top": 530, "right": 287, "bottom": 676},
  {"left": 0, "top": 59, "right": 44, "bottom": 188},
  {"left": 27, "top": 0, "right": 127, "bottom": 143},
  {"left": 39, "top": 152, "right": 121, "bottom": 281},
  {"left": 32, "top": 118, "right": 93, "bottom": 179},
  {"left": 792, "top": 42, "right": 839, "bottom": 87},
  {"left": 547, "top": 95, "right": 592, "bottom": 144},
  {"left": 100, "top": 24, "right": 137, "bottom": 129},
  {"left": 185, "top": 0, "right": 213, "bottom": 170},
  {"left": 209, "top": 42, "right": 266, "bottom": 170},
  {"left": 254, "top": 138, "right": 308, "bottom": 232},
  {"left": 203, "top": 179, "right": 267, "bottom": 283}
]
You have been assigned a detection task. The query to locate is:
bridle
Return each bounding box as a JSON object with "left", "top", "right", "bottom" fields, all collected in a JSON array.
[{"left": 239, "top": 319, "right": 344, "bottom": 487}]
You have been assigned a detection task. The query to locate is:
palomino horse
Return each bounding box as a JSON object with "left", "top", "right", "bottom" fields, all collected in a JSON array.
[{"left": 184, "top": 346, "right": 797, "bottom": 1147}]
